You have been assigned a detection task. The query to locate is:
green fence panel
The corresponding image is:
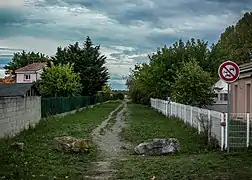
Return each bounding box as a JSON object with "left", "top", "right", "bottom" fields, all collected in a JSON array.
[{"left": 41, "top": 95, "right": 111, "bottom": 118}]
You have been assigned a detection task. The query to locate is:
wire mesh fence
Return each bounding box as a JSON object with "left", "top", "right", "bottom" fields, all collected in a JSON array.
[{"left": 228, "top": 113, "right": 252, "bottom": 149}]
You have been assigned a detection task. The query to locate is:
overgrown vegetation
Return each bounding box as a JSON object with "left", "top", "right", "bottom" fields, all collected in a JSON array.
[{"left": 0, "top": 102, "right": 120, "bottom": 179}]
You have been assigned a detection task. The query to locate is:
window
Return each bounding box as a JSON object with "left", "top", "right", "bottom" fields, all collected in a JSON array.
[
  {"left": 24, "top": 74, "right": 31, "bottom": 80},
  {"left": 223, "top": 93, "right": 228, "bottom": 101},
  {"left": 219, "top": 93, "right": 228, "bottom": 101}
]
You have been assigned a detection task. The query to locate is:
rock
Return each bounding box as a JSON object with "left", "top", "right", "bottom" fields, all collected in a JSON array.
[
  {"left": 53, "top": 136, "right": 93, "bottom": 153},
  {"left": 10, "top": 142, "right": 24, "bottom": 151},
  {"left": 134, "top": 138, "right": 180, "bottom": 156}
]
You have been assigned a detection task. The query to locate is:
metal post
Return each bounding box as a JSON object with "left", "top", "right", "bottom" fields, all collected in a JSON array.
[{"left": 227, "top": 83, "right": 230, "bottom": 153}]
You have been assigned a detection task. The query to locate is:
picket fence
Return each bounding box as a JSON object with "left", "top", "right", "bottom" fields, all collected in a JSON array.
[{"left": 150, "top": 98, "right": 252, "bottom": 151}]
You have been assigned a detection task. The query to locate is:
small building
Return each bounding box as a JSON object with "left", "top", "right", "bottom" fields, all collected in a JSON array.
[
  {"left": 231, "top": 62, "right": 252, "bottom": 113},
  {"left": 207, "top": 79, "right": 228, "bottom": 112},
  {"left": 0, "top": 83, "right": 40, "bottom": 97},
  {"left": 15, "top": 62, "right": 47, "bottom": 83}
]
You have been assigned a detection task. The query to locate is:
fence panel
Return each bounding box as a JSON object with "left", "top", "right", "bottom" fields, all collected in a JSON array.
[
  {"left": 41, "top": 96, "right": 92, "bottom": 118},
  {"left": 151, "top": 98, "right": 252, "bottom": 150},
  {"left": 150, "top": 98, "right": 224, "bottom": 149}
]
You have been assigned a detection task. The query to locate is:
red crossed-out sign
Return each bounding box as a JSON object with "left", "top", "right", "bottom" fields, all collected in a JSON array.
[{"left": 218, "top": 61, "right": 240, "bottom": 83}]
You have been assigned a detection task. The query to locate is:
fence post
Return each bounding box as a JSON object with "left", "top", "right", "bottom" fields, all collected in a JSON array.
[
  {"left": 184, "top": 105, "right": 187, "bottom": 123},
  {"left": 190, "top": 106, "right": 193, "bottom": 126},
  {"left": 176, "top": 103, "right": 178, "bottom": 117},
  {"left": 165, "top": 101, "right": 168, "bottom": 116},
  {"left": 247, "top": 113, "right": 250, "bottom": 148},
  {"left": 221, "top": 113, "right": 225, "bottom": 151},
  {"left": 170, "top": 103, "right": 173, "bottom": 116},
  {"left": 198, "top": 108, "right": 201, "bottom": 134},
  {"left": 225, "top": 113, "right": 228, "bottom": 150},
  {"left": 208, "top": 110, "right": 211, "bottom": 142}
]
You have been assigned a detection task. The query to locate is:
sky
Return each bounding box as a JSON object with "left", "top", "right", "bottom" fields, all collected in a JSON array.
[{"left": 0, "top": 0, "right": 251, "bottom": 89}]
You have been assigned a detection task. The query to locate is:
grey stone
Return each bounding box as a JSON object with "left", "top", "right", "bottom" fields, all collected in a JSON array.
[
  {"left": 134, "top": 138, "right": 180, "bottom": 156},
  {"left": 52, "top": 136, "right": 93, "bottom": 153}
]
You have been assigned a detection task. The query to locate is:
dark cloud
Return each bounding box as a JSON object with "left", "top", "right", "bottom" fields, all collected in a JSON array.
[{"left": 0, "top": 0, "right": 251, "bottom": 89}]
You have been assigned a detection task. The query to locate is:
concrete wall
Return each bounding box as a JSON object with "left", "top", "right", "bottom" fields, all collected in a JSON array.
[
  {"left": 231, "top": 77, "right": 252, "bottom": 114},
  {"left": 0, "top": 96, "right": 41, "bottom": 138},
  {"left": 206, "top": 104, "right": 227, "bottom": 113}
]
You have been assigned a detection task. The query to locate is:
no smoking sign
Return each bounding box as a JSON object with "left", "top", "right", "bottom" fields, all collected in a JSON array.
[{"left": 218, "top": 61, "right": 240, "bottom": 83}]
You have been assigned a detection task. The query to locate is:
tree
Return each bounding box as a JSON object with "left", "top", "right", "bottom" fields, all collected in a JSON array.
[
  {"left": 215, "top": 12, "right": 252, "bottom": 65},
  {"left": 171, "top": 60, "right": 215, "bottom": 107},
  {"left": 4, "top": 51, "right": 50, "bottom": 71},
  {"left": 51, "top": 36, "right": 109, "bottom": 96},
  {"left": 39, "top": 64, "right": 82, "bottom": 97},
  {"left": 97, "top": 84, "right": 113, "bottom": 100}
]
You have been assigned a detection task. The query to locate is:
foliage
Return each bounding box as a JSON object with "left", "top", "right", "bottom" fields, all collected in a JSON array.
[
  {"left": 97, "top": 84, "right": 113, "bottom": 100},
  {"left": 4, "top": 51, "right": 50, "bottom": 71},
  {"left": 51, "top": 36, "right": 109, "bottom": 96},
  {"left": 171, "top": 60, "right": 215, "bottom": 107},
  {"left": 39, "top": 64, "right": 82, "bottom": 97},
  {"left": 126, "top": 38, "right": 216, "bottom": 106},
  {"left": 114, "top": 92, "right": 124, "bottom": 100},
  {"left": 215, "top": 12, "right": 252, "bottom": 65},
  {"left": 126, "top": 12, "right": 252, "bottom": 106},
  {"left": 126, "top": 64, "right": 151, "bottom": 105}
]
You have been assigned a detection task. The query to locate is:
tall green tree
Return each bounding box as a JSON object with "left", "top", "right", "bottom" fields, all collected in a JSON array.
[
  {"left": 215, "top": 12, "right": 252, "bottom": 64},
  {"left": 39, "top": 64, "right": 82, "bottom": 97},
  {"left": 4, "top": 51, "right": 50, "bottom": 71},
  {"left": 51, "top": 36, "right": 109, "bottom": 96},
  {"left": 171, "top": 60, "right": 215, "bottom": 107}
]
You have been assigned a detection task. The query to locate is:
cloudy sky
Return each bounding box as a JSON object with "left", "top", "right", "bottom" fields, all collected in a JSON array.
[{"left": 0, "top": 0, "right": 251, "bottom": 89}]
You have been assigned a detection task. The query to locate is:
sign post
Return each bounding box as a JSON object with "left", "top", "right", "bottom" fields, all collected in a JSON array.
[{"left": 218, "top": 61, "right": 240, "bottom": 153}]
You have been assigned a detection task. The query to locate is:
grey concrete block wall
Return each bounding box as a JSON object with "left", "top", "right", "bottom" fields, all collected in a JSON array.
[{"left": 0, "top": 96, "right": 41, "bottom": 138}]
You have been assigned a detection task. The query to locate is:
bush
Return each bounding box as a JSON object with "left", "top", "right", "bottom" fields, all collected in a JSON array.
[{"left": 115, "top": 92, "right": 124, "bottom": 100}]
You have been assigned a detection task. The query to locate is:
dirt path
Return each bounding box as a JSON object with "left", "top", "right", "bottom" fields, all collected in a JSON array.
[{"left": 84, "top": 100, "right": 131, "bottom": 180}]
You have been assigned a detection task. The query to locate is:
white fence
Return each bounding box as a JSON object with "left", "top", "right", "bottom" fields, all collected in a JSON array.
[{"left": 150, "top": 98, "right": 252, "bottom": 151}]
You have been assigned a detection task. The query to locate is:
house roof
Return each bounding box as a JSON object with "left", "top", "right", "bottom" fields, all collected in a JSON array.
[
  {"left": 214, "top": 79, "right": 228, "bottom": 93},
  {"left": 239, "top": 61, "right": 252, "bottom": 73},
  {"left": 15, "top": 62, "right": 47, "bottom": 73},
  {"left": 0, "top": 83, "right": 37, "bottom": 97}
]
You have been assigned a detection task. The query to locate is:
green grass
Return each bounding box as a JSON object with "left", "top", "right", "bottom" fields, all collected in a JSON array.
[
  {"left": 120, "top": 104, "right": 207, "bottom": 154},
  {"left": 113, "top": 103, "right": 252, "bottom": 180},
  {"left": 103, "top": 101, "right": 124, "bottom": 131},
  {"left": 113, "top": 152, "right": 252, "bottom": 180},
  {"left": 0, "top": 101, "right": 121, "bottom": 180}
]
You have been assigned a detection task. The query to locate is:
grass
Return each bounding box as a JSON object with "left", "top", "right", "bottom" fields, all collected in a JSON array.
[
  {"left": 99, "top": 101, "right": 124, "bottom": 135},
  {"left": 120, "top": 104, "right": 208, "bottom": 154},
  {"left": 0, "top": 101, "right": 121, "bottom": 180},
  {"left": 104, "top": 102, "right": 124, "bottom": 130},
  {"left": 113, "top": 103, "right": 252, "bottom": 180}
]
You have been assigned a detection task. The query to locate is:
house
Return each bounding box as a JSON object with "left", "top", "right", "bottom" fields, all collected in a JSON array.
[
  {"left": 0, "top": 83, "right": 40, "bottom": 97},
  {"left": 231, "top": 62, "right": 252, "bottom": 113},
  {"left": 15, "top": 62, "right": 47, "bottom": 83},
  {"left": 207, "top": 79, "right": 228, "bottom": 112}
]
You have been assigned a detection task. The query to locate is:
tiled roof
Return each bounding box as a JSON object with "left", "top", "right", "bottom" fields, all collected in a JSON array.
[
  {"left": 0, "top": 83, "right": 36, "bottom": 97},
  {"left": 15, "top": 62, "right": 47, "bottom": 72}
]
